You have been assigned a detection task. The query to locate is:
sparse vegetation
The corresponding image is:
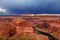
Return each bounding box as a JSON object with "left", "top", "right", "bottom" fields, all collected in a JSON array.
[
  {"left": 15, "top": 36, "right": 35, "bottom": 40},
  {"left": 0, "top": 36, "right": 35, "bottom": 40}
]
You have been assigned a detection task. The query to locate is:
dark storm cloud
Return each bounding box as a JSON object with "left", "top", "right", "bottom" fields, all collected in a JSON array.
[{"left": 0, "top": 0, "right": 60, "bottom": 14}]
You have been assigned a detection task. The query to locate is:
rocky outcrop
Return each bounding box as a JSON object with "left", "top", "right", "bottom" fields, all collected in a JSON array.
[
  {"left": 0, "top": 18, "right": 49, "bottom": 40},
  {"left": 21, "top": 16, "right": 60, "bottom": 40},
  {"left": 10, "top": 18, "right": 49, "bottom": 40}
]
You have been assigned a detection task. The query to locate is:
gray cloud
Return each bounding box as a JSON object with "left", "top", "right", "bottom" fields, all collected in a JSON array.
[
  {"left": 0, "top": 0, "right": 60, "bottom": 14},
  {"left": 0, "top": 0, "right": 59, "bottom": 8}
]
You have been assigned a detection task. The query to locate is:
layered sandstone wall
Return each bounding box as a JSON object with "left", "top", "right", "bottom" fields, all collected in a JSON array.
[
  {"left": 22, "top": 16, "right": 60, "bottom": 40},
  {"left": 0, "top": 18, "right": 49, "bottom": 40}
]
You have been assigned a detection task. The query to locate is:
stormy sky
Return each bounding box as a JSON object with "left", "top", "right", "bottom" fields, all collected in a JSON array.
[{"left": 0, "top": 0, "right": 60, "bottom": 15}]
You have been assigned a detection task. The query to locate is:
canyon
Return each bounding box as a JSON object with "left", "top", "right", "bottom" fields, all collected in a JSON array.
[{"left": 0, "top": 15, "right": 60, "bottom": 40}]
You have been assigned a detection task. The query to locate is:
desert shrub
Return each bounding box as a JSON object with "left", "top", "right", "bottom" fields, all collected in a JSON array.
[
  {"left": 16, "top": 36, "right": 35, "bottom": 40},
  {"left": 0, "top": 35, "right": 9, "bottom": 40},
  {"left": 0, "top": 36, "right": 35, "bottom": 40}
]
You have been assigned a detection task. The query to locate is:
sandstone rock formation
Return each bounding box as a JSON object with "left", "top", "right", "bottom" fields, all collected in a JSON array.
[
  {"left": 36, "top": 19, "right": 60, "bottom": 40},
  {"left": 0, "top": 21, "right": 16, "bottom": 37},
  {"left": 10, "top": 18, "right": 49, "bottom": 40},
  {"left": 0, "top": 18, "right": 49, "bottom": 40}
]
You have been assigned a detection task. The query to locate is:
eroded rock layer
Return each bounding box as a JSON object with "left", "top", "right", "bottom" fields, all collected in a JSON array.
[
  {"left": 0, "top": 18, "right": 49, "bottom": 40},
  {"left": 0, "top": 16, "right": 60, "bottom": 40}
]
